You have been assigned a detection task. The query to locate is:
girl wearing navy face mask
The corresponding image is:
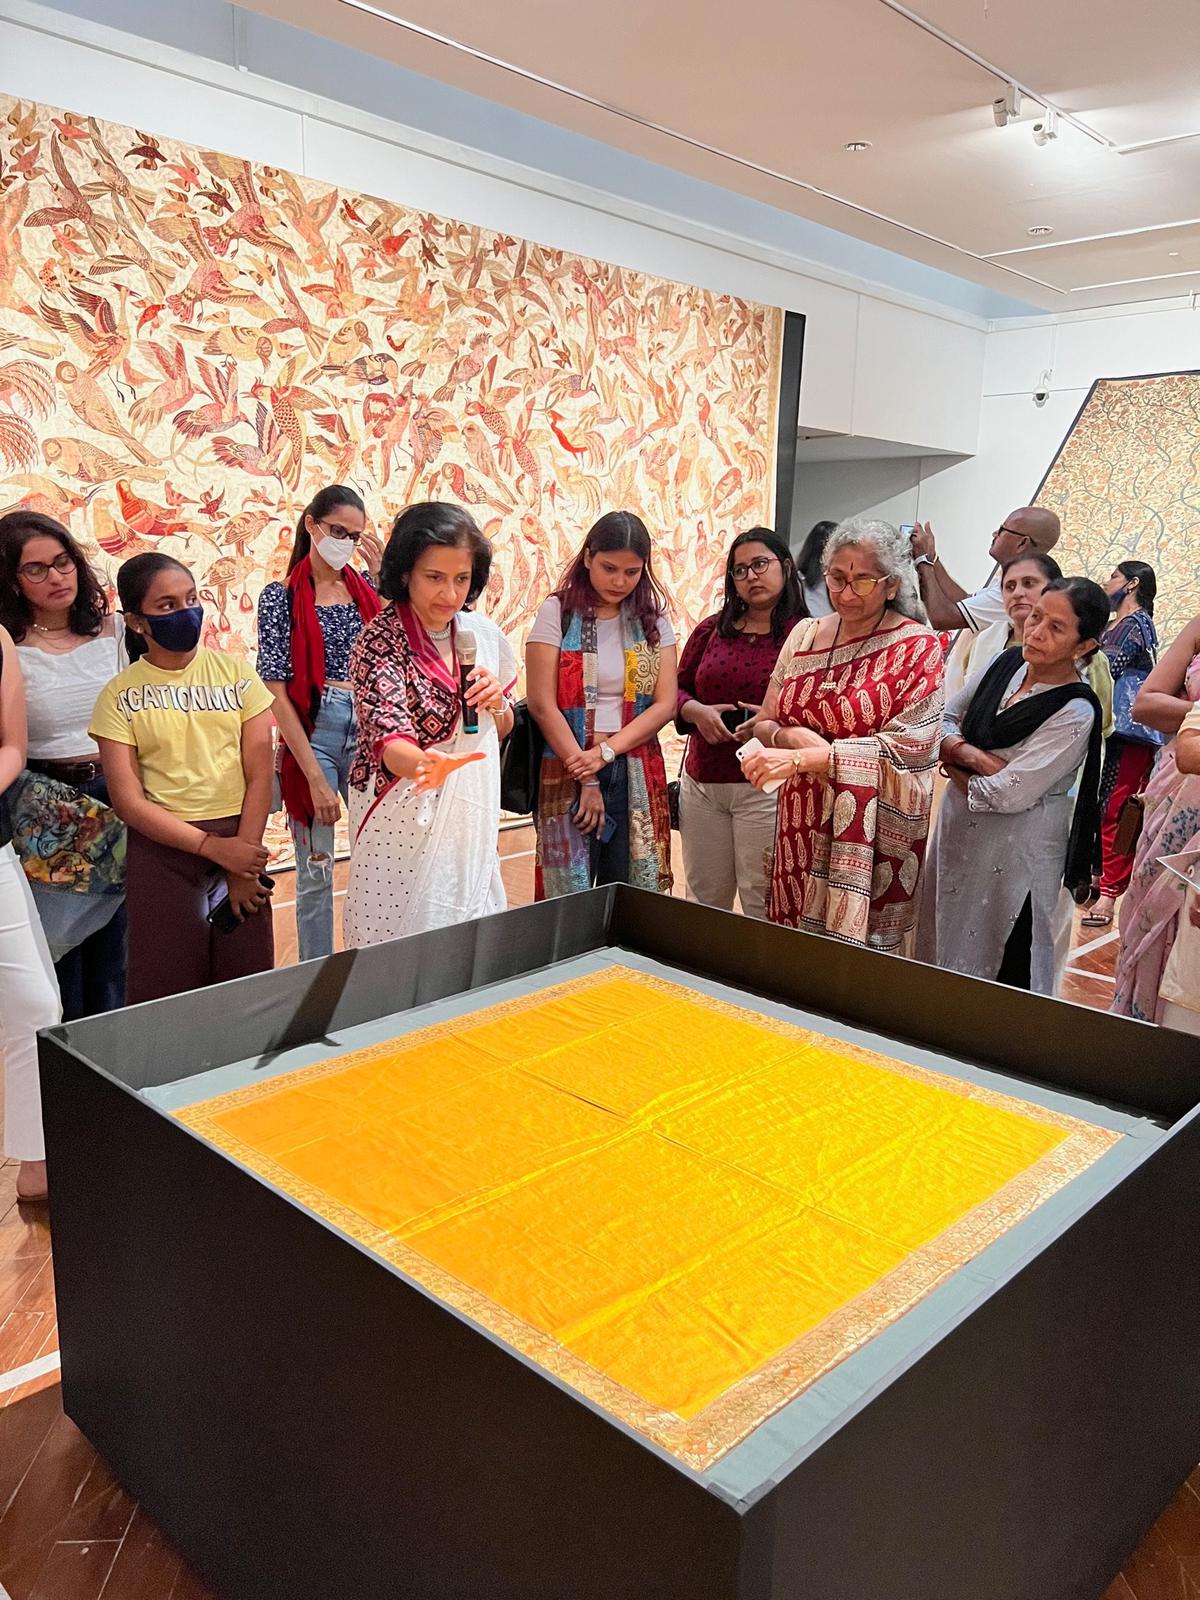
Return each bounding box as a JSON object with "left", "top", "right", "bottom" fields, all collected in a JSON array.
[
  {"left": 256, "top": 485, "right": 381, "bottom": 961},
  {"left": 90, "top": 554, "right": 277, "bottom": 1002}
]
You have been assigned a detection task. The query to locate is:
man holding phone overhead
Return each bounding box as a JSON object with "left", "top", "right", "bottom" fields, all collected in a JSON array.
[{"left": 910, "top": 506, "right": 1062, "bottom": 634}]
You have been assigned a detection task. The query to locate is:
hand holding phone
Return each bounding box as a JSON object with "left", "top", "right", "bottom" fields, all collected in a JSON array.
[{"left": 208, "top": 873, "right": 275, "bottom": 933}]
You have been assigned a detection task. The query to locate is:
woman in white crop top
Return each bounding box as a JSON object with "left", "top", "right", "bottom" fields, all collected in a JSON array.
[
  {"left": 0, "top": 511, "right": 127, "bottom": 1021},
  {"left": 526, "top": 511, "right": 677, "bottom": 898}
]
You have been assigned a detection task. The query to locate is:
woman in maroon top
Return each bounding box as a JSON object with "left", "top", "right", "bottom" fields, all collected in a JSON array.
[{"left": 676, "top": 528, "right": 806, "bottom": 918}]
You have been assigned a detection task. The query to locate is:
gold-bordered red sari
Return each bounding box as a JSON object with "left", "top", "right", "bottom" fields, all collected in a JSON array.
[{"left": 767, "top": 614, "right": 945, "bottom": 949}]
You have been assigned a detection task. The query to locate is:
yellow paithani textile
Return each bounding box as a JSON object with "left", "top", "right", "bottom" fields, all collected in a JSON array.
[{"left": 178, "top": 968, "right": 1118, "bottom": 1468}]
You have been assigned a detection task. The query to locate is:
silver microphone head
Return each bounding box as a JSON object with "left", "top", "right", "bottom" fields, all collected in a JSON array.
[{"left": 456, "top": 628, "right": 477, "bottom": 666}]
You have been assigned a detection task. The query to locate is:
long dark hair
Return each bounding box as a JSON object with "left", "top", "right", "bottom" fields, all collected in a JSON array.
[
  {"left": 0, "top": 510, "right": 109, "bottom": 643},
  {"left": 1115, "top": 559, "right": 1156, "bottom": 616},
  {"left": 117, "top": 552, "right": 193, "bottom": 660},
  {"left": 287, "top": 483, "right": 366, "bottom": 575},
  {"left": 1043, "top": 576, "right": 1108, "bottom": 661},
  {"left": 795, "top": 519, "right": 836, "bottom": 587},
  {"left": 378, "top": 502, "right": 492, "bottom": 605},
  {"left": 554, "top": 510, "right": 668, "bottom": 647},
  {"left": 716, "top": 527, "right": 806, "bottom": 640}
]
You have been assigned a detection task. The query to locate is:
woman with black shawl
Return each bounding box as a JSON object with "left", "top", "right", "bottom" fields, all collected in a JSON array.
[{"left": 921, "top": 577, "right": 1108, "bottom": 993}]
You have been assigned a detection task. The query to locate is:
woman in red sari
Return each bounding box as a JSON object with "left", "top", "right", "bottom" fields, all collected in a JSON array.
[{"left": 741, "top": 518, "right": 944, "bottom": 949}]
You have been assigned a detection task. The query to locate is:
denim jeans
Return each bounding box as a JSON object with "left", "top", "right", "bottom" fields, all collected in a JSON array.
[
  {"left": 291, "top": 687, "right": 356, "bottom": 962},
  {"left": 590, "top": 756, "right": 632, "bottom": 887}
]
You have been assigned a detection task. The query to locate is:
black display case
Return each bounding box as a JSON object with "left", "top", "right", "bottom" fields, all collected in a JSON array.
[{"left": 39, "top": 888, "right": 1200, "bottom": 1600}]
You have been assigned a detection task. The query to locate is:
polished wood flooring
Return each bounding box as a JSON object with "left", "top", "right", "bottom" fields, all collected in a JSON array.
[{"left": 0, "top": 861, "right": 1186, "bottom": 1599}]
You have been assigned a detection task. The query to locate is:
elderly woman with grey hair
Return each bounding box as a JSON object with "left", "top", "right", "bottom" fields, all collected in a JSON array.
[{"left": 741, "top": 518, "right": 945, "bottom": 948}]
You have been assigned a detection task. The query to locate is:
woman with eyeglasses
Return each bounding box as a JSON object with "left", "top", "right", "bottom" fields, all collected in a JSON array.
[
  {"left": 256, "top": 485, "right": 382, "bottom": 961},
  {"left": 0, "top": 510, "right": 128, "bottom": 1021},
  {"left": 741, "top": 518, "right": 944, "bottom": 949},
  {"left": 675, "top": 528, "right": 806, "bottom": 919}
]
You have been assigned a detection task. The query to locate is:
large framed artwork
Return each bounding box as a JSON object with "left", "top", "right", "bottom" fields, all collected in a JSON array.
[
  {"left": 0, "top": 94, "right": 789, "bottom": 663},
  {"left": 1035, "top": 371, "right": 1200, "bottom": 645}
]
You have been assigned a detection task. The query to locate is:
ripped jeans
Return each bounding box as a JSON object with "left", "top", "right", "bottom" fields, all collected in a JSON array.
[{"left": 290, "top": 686, "right": 356, "bottom": 963}]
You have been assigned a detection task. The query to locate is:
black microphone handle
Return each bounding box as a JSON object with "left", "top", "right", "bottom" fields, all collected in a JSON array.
[{"left": 459, "top": 666, "right": 479, "bottom": 734}]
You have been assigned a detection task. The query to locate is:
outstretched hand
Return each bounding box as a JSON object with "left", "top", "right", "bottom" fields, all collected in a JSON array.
[{"left": 413, "top": 748, "right": 487, "bottom": 794}]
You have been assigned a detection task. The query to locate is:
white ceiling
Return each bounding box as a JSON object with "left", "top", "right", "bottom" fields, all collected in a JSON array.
[{"left": 239, "top": 0, "right": 1200, "bottom": 312}]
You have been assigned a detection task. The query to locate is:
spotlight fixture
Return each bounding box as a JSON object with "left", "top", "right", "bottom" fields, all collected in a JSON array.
[
  {"left": 843, "top": 141, "right": 872, "bottom": 153},
  {"left": 992, "top": 84, "right": 1022, "bottom": 127},
  {"left": 1027, "top": 225, "right": 1054, "bottom": 236},
  {"left": 1032, "top": 110, "right": 1059, "bottom": 147}
]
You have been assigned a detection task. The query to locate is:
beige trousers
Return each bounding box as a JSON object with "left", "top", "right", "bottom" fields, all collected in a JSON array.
[{"left": 679, "top": 771, "right": 778, "bottom": 922}]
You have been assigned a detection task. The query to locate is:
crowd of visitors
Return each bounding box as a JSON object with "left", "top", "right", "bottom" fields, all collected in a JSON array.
[{"left": 0, "top": 490, "right": 1192, "bottom": 1204}]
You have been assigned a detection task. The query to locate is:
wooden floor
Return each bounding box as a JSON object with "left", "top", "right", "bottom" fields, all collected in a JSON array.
[{"left": 0, "top": 854, "right": 1186, "bottom": 1599}]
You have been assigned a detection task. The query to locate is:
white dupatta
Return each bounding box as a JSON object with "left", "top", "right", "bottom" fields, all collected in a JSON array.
[{"left": 345, "top": 612, "right": 515, "bottom": 949}]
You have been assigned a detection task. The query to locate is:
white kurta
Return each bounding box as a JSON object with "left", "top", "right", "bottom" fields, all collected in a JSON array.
[
  {"left": 919, "top": 664, "right": 1095, "bottom": 995},
  {"left": 344, "top": 613, "right": 515, "bottom": 949}
]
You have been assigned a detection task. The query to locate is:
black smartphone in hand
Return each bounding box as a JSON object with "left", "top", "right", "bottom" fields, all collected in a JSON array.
[
  {"left": 207, "top": 873, "right": 275, "bottom": 934},
  {"left": 720, "top": 707, "right": 754, "bottom": 733}
]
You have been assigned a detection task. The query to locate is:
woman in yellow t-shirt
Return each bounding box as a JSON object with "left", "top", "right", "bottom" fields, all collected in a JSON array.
[{"left": 90, "top": 554, "right": 276, "bottom": 1003}]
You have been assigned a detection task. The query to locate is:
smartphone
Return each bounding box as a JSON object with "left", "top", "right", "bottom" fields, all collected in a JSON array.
[
  {"left": 570, "top": 799, "right": 617, "bottom": 844},
  {"left": 207, "top": 873, "right": 275, "bottom": 934},
  {"left": 720, "top": 707, "right": 754, "bottom": 734},
  {"left": 900, "top": 523, "right": 915, "bottom": 539}
]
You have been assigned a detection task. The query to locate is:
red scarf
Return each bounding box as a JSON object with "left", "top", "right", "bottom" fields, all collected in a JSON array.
[{"left": 279, "top": 557, "right": 381, "bottom": 825}]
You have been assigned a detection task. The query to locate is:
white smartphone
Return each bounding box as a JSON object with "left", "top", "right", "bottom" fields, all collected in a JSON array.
[{"left": 900, "top": 523, "right": 915, "bottom": 538}]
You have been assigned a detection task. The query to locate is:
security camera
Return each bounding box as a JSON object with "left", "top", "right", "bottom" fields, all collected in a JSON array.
[
  {"left": 1032, "top": 110, "right": 1058, "bottom": 147},
  {"left": 1033, "top": 391, "right": 1049, "bottom": 407}
]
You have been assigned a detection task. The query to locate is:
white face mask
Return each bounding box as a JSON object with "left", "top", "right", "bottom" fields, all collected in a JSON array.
[{"left": 316, "top": 533, "right": 356, "bottom": 571}]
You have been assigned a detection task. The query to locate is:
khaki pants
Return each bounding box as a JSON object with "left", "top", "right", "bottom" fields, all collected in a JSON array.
[{"left": 679, "top": 771, "right": 777, "bottom": 922}]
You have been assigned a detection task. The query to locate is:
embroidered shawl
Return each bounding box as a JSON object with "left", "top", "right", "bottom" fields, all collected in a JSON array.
[{"left": 534, "top": 608, "right": 672, "bottom": 899}]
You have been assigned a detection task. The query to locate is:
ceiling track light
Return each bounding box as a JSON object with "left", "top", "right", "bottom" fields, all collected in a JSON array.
[{"left": 332, "top": 0, "right": 1066, "bottom": 295}]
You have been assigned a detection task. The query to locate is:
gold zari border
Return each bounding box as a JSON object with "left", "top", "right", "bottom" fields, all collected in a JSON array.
[{"left": 178, "top": 965, "right": 1119, "bottom": 1471}]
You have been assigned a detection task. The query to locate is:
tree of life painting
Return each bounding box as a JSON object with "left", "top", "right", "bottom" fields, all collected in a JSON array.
[
  {"left": 1037, "top": 373, "right": 1200, "bottom": 647},
  {"left": 0, "top": 94, "right": 782, "bottom": 664}
]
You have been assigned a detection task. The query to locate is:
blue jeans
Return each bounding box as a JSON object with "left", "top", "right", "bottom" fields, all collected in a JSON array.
[
  {"left": 590, "top": 757, "right": 632, "bottom": 887},
  {"left": 291, "top": 687, "right": 356, "bottom": 962}
]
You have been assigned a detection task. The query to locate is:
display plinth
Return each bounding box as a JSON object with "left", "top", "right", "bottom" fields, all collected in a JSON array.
[{"left": 40, "top": 888, "right": 1200, "bottom": 1600}]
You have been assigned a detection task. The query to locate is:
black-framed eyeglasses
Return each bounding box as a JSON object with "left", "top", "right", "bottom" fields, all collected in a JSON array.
[
  {"left": 315, "top": 520, "right": 361, "bottom": 544},
  {"left": 826, "top": 573, "right": 888, "bottom": 597},
  {"left": 17, "top": 552, "right": 75, "bottom": 584},
  {"left": 731, "top": 554, "right": 779, "bottom": 582},
  {"left": 994, "top": 524, "right": 1027, "bottom": 540}
]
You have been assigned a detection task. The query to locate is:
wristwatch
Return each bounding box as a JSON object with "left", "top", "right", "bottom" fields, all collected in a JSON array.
[
  {"left": 913, "top": 553, "right": 938, "bottom": 570},
  {"left": 599, "top": 742, "right": 616, "bottom": 764}
]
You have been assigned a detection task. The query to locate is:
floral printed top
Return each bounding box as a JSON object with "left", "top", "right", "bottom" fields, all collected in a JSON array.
[
  {"left": 348, "top": 605, "right": 459, "bottom": 797},
  {"left": 256, "top": 572, "right": 375, "bottom": 684}
]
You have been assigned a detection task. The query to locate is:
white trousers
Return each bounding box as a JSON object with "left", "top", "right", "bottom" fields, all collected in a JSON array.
[
  {"left": 0, "top": 843, "right": 61, "bottom": 1161},
  {"left": 679, "top": 772, "right": 778, "bottom": 922}
]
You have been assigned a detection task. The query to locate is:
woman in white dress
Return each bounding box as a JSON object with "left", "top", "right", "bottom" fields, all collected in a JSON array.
[{"left": 344, "top": 504, "right": 516, "bottom": 947}]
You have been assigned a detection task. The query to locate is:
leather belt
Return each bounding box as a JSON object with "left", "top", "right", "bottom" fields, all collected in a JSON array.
[{"left": 27, "top": 757, "right": 100, "bottom": 786}]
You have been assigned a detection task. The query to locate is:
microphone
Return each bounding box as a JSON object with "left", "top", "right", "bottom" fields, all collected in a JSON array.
[{"left": 457, "top": 627, "right": 479, "bottom": 734}]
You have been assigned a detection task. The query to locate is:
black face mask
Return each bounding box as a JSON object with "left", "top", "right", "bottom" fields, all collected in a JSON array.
[{"left": 1108, "top": 585, "right": 1130, "bottom": 615}]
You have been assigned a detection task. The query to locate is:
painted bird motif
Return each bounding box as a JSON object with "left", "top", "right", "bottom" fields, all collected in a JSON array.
[
  {"left": 116, "top": 479, "right": 190, "bottom": 541},
  {"left": 128, "top": 338, "right": 195, "bottom": 431},
  {"left": 41, "top": 436, "right": 165, "bottom": 485},
  {"left": 23, "top": 136, "right": 114, "bottom": 253},
  {"left": 174, "top": 357, "right": 241, "bottom": 438},
  {"left": 55, "top": 360, "right": 153, "bottom": 464}
]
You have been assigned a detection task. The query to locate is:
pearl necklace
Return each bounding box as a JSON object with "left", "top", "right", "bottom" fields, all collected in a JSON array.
[
  {"left": 427, "top": 624, "right": 452, "bottom": 642},
  {"left": 32, "top": 622, "right": 72, "bottom": 635}
]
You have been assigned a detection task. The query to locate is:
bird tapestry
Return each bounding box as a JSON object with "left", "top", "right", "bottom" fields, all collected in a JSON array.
[
  {"left": 0, "top": 93, "right": 783, "bottom": 665},
  {"left": 1036, "top": 372, "right": 1200, "bottom": 647}
]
